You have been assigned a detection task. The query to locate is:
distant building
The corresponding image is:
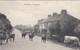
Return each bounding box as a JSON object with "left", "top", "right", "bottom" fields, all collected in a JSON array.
[{"left": 15, "top": 25, "right": 33, "bottom": 33}]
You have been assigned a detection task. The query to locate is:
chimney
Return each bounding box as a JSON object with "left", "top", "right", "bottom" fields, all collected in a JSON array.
[
  {"left": 53, "top": 13, "right": 58, "bottom": 17},
  {"left": 48, "top": 14, "right": 51, "bottom": 18},
  {"left": 61, "top": 9, "right": 67, "bottom": 15},
  {"left": 38, "top": 19, "right": 44, "bottom": 23},
  {"left": 38, "top": 20, "right": 41, "bottom": 23}
]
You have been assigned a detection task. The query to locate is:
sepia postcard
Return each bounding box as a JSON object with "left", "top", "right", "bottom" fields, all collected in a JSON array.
[{"left": 0, "top": 0, "right": 80, "bottom": 50}]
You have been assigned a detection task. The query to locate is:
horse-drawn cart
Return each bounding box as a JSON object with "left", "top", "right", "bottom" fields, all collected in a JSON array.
[{"left": 0, "top": 29, "right": 15, "bottom": 45}]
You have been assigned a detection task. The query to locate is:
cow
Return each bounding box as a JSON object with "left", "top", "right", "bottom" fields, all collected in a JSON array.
[{"left": 64, "top": 36, "right": 80, "bottom": 47}]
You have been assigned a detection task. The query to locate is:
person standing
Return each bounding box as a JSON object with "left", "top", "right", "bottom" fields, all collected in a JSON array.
[
  {"left": 41, "top": 34, "right": 46, "bottom": 43},
  {"left": 29, "top": 32, "right": 34, "bottom": 41}
]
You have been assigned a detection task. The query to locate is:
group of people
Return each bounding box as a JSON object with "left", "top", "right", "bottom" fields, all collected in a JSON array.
[{"left": 21, "top": 32, "right": 47, "bottom": 42}]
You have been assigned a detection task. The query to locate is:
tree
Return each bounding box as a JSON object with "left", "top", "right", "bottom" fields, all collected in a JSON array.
[
  {"left": 0, "top": 13, "right": 12, "bottom": 34},
  {"left": 49, "top": 10, "right": 78, "bottom": 37},
  {"left": 60, "top": 14, "right": 78, "bottom": 36}
]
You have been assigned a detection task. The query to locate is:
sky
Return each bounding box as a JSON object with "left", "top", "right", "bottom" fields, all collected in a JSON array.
[{"left": 0, "top": 1, "right": 80, "bottom": 27}]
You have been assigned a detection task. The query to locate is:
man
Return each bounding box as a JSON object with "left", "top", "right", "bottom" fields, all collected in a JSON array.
[
  {"left": 29, "top": 32, "right": 35, "bottom": 41},
  {"left": 41, "top": 34, "right": 46, "bottom": 43}
]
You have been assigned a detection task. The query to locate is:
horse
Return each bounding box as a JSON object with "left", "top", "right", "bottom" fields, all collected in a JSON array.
[
  {"left": 0, "top": 29, "right": 15, "bottom": 45},
  {"left": 0, "top": 33, "right": 9, "bottom": 45},
  {"left": 9, "top": 34, "right": 15, "bottom": 42}
]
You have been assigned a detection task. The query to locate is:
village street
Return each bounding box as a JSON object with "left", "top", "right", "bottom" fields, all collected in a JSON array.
[{"left": 0, "top": 29, "right": 78, "bottom": 50}]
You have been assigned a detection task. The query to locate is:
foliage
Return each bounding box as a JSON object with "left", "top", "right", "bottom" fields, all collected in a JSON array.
[
  {"left": 0, "top": 13, "right": 12, "bottom": 33},
  {"left": 15, "top": 25, "right": 33, "bottom": 33},
  {"left": 49, "top": 11, "right": 78, "bottom": 36},
  {"left": 49, "top": 21, "right": 61, "bottom": 35}
]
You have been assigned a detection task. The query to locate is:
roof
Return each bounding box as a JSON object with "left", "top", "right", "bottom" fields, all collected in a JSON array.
[
  {"left": 74, "top": 24, "right": 80, "bottom": 32},
  {"left": 37, "top": 10, "right": 79, "bottom": 25},
  {"left": 39, "top": 14, "right": 61, "bottom": 24}
]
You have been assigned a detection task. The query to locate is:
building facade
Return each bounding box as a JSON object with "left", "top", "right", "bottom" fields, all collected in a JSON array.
[{"left": 34, "top": 9, "right": 79, "bottom": 38}]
